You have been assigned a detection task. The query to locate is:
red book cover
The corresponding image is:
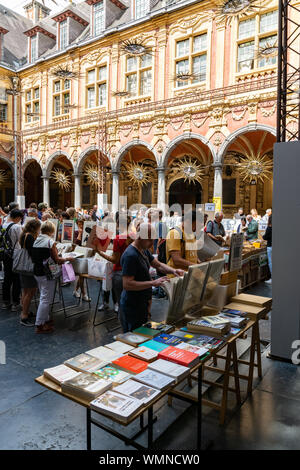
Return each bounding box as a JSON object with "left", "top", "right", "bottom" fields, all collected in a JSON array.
[
  {"left": 158, "top": 346, "right": 199, "bottom": 367},
  {"left": 112, "top": 355, "right": 148, "bottom": 374}
]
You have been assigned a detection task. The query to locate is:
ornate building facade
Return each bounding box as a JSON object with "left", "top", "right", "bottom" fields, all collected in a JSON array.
[{"left": 0, "top": 0, "right": 292, "bottom": 215}]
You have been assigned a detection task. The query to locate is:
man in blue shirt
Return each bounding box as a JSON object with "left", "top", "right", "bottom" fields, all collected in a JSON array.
[{"left": 120, "top": 223, "right": 184, "bottom": 332}]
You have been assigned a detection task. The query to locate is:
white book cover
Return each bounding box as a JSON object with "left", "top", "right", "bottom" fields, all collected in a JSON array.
[
  {"left": 93, "top": 366, "right": 132, "bottom": 384},
  {"left": 86, "top": 346, "right": 123, "bottom": 362},
  {"left": 62, "top": 373, "right": 112, "bottom": 396},
  {"left": 134, "top": 369, "right": 175, "bottom": 390},
  {"left": 148, "top": 359, "right": 189, "bottom": 379},
  {"left": 44, "top": 364, "right": 80, "bottom": 385},
  {"left": 114, "top": 379, "right": 161, "bottom": 404},
  {"left": 105, "top": 341, "right": 135, "bottom": 354},
  {"left": 129, "top": 346, "right": 158, "bottom": 361},
  {"left": 175, "top": 343, "right": 209, "bottom": 357},
  {"left": 90, "top": 391, "right": 142, "bottom": 420}
]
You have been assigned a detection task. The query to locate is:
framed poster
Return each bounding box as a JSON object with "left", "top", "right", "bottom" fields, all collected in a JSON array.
[
  {"left": 228, "top": 233, "right": 244, "bottom": 272},
  {"left": 61, "top": 220, "right": 74, "bottom": 243}
]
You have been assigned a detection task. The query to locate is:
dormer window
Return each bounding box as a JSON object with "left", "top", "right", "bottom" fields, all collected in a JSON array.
[
  {"left": 94, "top": 1, "right": 104, "bottom": 36},
  {"left": 60, "top": 20, "right": 68, "bottom": 49},
  {"left": 135, "top": 0, "right": 149, "bottom": 19},
  {"left": 31, "top": 35, "right": 38, "bottom": 62}
]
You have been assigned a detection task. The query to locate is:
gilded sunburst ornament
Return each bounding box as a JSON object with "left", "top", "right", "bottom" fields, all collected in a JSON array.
[
  {"left": 213, "top": 0, "right": 261, "bottom": 25},
  {"left": 84, "top": 164, "right": 99, "bottom": 187},
  {"left": 170, "top": 157, "right": 204, "bottom": 184},
  {"left": 120, "top": 39, "right": 152, "bottom": 57},
  {"left": 238, "top": 155, "right": 273, "bottom": 183},
  {"left": 51, "top": 169, "right": 71, "bottom": 191},
  {"left": 127, "top": 163, "right": 151, "bottom": 187}
]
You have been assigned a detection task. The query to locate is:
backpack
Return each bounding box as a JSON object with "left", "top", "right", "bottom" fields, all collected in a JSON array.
[{"left": 0, "top": 223, "right": 15, "bottom": 262}]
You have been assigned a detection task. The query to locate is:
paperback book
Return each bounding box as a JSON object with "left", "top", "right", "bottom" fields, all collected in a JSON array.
[
  {"left": 145, "top": 322, "right": 175, "bottom": 334},
  {"left": 43, "top": 364, "right": 80, "bottom": 385},
  {"left": 85, "top": 346, "right": 123, "bottom": 362},
  {"left": 134, "top": 369, "right": 175, "bottom": 390},
  {"left": 128, "top": 346, "right": 159, "bottom": 362},
  {"left": 61, "top": 372, "right": 112, "bottom": 400},
  {"left": 105, "top": 341, "right": 135, "bottom": 354},
  {"left": 64, "top": 353, "right": 109, "bottom": 373},
  {"left": 90, "top": 391, "right": 143, "bottom": 423},
  {"left": 132, "top": 326, "right": 160, "bottom": 338},
  {"left": 186, "top": 319, "right": 231, "bottom": 337},
  {"left": 148, "top": 359, "right": 189, "bottom": 383},
  {"left": 175, "top": 343, "right": 209, "bottom": 357},
  {"left": 158, "top": 346, "right": 200, "bottom": 368},
  {"left": 140, "top": 339, "right": 169, "bottom": 352},
  {"left": 93, "top": 366, "right": 132, "bottom": 385},
  {"left": 112, "top": 355, "right": 148, "bottom": 374},
  {"left": 153, "top": 334, "right": 183, "bottom": 347},
  {"left": 115, "top": 333, "right": 148, "bottom": 347},
  {"left": 114, "top": 379, "right": 161, "bottom": 404}
]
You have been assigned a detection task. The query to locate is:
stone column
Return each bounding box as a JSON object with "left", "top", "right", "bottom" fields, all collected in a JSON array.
[
  {"left": 74, "top": 173, "right": 82, "bottom": 209},
  {"left": 213, "top": 163, "right": 223, "bottom": 211},
  {"left": 157, "top": 167, "right": 166, "bottom": 210},
  {"left": 111, "top": 171, "right": 120, "bottom": 214},
  {"left": 42, "top": 176, "right": 50, "bottom": 207}
]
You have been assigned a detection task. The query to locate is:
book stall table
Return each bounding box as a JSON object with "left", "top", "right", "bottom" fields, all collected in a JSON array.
[{"left": 35, "top": 320, "right": 259, "bottom": 450}]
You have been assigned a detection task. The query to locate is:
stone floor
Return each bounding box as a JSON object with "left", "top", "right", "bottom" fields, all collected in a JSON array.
[{"left": 0, "top": 279, "right": 297, "bottom": 451}]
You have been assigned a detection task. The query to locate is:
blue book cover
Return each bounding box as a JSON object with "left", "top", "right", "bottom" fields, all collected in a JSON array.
[
  {"left": 141, "top": 340, "right": 169, "bottom": 352},
  {"left": 153, "top": 334, "right": 182, "bottom": 346}
]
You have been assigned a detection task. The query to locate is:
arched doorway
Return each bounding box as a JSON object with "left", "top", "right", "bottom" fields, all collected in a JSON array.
[
  {"left": 24, "top": 160, "right": 43, "bottom": 206},
  {"left": 78, "top": 150, "right": 110, "bottom": 209},
  {"left": 169, "top": 178, "right": 202, "bottom": 208},
  {"left": 222, "top": 129, "right": 275, "bottom": 216},
  {"left": 0, "top": 158, "right": 14, "bottom": 207},
  {"left": 118, "top": 144, "right": 157, "bottom": 208},
  {"left": 165, "top": 136, "right": 214, "bottom": 208},
  {"left": 49, "top": 155, "right": 74, "bottom": 210}
]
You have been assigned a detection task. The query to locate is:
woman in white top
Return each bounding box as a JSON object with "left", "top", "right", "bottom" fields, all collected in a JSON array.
[{"left": 31, "top": 221, "right": 73, "bottom": 334}]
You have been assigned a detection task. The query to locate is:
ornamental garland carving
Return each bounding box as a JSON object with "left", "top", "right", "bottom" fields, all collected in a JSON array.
[
  {"left": 191, "top": 113, "right": 209, "bottom": 128},
  {"left": 169, "top": 13, "right": 206, "bottom": 33},
  {"left": 232, "top": 106, "right": 248, "bottom": 121},
  {"left": 259, "top": 102, "right": 276, "bottom": 117}
]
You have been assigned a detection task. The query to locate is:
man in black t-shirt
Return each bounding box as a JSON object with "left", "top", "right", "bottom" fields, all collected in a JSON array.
[{"left": 120, "top": 223, "right": 184, "bottom": 332}]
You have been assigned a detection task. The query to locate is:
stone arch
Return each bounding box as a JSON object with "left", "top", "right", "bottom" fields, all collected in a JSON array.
[
  {"left": 161, "top": 132, "right": 217, "bottom": 169},
  {"left": 43, "top": 151, "right": 74, "bottom": 177},
  {"left": 75, "top": 146, "right": 111, "bottom": 174},
  {"left": 113, "top": 140, "right": 159, "bottom": 171},
  {"left": 0, "top": 155, "right": 14, "bottom": 173},
  {"left": 217, "top": 124, "right": 276, "bottom": 163},
  {"left": 23, "top": 156, "right": 42, "bottom": 173}
]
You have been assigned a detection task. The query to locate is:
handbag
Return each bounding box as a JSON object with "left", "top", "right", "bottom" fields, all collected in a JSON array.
[
  {"left": 12, "top": 234, "right": 34, "bottom": 275},
  {"left": 43, "top": 240, "right": 61, "bottom": 280},
  {"left": 62, "top": 263, "right": 76, "bottom": 283},
  {"left": 13, "top": 248, "right": 34, "bottom": 275}
]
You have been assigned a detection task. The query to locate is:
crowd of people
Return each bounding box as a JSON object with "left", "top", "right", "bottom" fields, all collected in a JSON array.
[{"left": 0, "top": 200, "right": 272, "bottom": 334}]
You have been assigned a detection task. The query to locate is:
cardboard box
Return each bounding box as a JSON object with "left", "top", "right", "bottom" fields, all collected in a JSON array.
[
  {"left": 230, "top": 293, "right": 272, "bottom": 310},
  {"left": 219, "top": 271, "right": 238, "bottom": 285}
]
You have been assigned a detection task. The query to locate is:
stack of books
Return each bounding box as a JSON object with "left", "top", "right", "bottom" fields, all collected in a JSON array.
[
  {"left": 128, "top": 346, "right": 159, "bottom": 362},
  {"left": 158, "top": 346, "right": 200, "bottom": 368},
  {"left": 112, "top": 355, "right": 149, "bottom": 374},
  {"left": 114, "top": 379, "right": 160, "bottom": 405},
  {"left": 64, "top": 353, "right": 109, "bottom": 373},
  {"left": 186, "top": 318, "right": 231, "bottom": 337},
  {"left": 134, "top": 369, "right": 175, "bottom": 390},
  {"left": 85, "top": 346, "right": 123, "bottom": 362},
  {"left": 148, "top": 359, "right": 189, "bottom": 383},
  {"left": 115, "top": 332, "right": 148, "bottom": 347},
  {"left": 93, "top": 365, "right": 132, "bottom": 385},
  {"left": 44, "top": 364, "right": 80, "bottom": 385},
  {"left": 61, "top": 373, "right": 112, "bottom": 400},
  {"left": 90, "top": 391, "right": 143, "bottom": 424}
]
